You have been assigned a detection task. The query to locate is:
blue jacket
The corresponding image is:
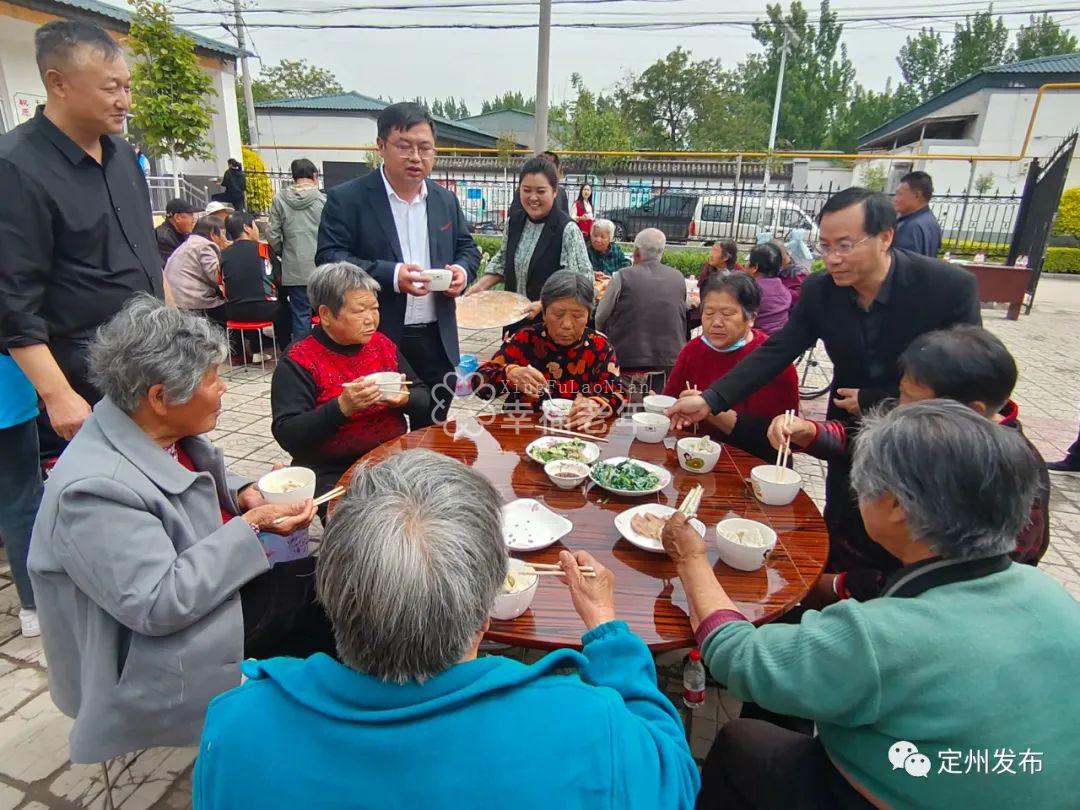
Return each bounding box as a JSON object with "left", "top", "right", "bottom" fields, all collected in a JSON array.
[
  {"left": 894, "top": 205, "right": 942, "bottom": 258},
  {"left": 0, "top": 354, "right": 37, "bottom": 429},
  {"left": 194, "top": 621, "right": 699, "bottom": 809}
]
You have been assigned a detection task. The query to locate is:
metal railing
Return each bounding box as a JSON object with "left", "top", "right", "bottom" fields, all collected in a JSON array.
[{"left": 147, "top": 175, "right": 208, "bottom": 215}]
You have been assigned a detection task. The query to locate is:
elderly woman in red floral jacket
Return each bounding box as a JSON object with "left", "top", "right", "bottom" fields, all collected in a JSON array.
[
  {"left": 475, "top": 271, "right": 625, "bottom": 429},
  {"left": 271, "top": 263, "right": 431, "bottom": 494}
]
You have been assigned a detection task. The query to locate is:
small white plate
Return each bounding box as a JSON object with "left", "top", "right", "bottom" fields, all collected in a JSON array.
[
  {"left": 590, "top": 456, "right": 672, "bottom": 497},
  {"left": 503, "top": 499, "right": 573, "bottom": 551},
  {"left": 525, "top": 436, "right": 601, "bottom": 465},
  {"left": 614, "top": 504, "right": 706, "bottom": 553}
]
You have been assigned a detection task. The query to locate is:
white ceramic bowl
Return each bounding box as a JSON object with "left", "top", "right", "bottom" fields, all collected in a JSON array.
[
  {"left": 363, "top": 371, "right": 403, "bottom": 400},
  {"left": 632, "top": 411, "right": 670, "bottom": 443},
  {"left": 544, "top": 460, "right": 590, "bottom": 489},
  {"left": 542, "top": 398, "right": 574, "bottom": 425},
  {"left": 490, "top": 558, "right": 539, "bottom": 620},
  {"left": 750, "top": 464, "right": 803, "bottom": 506},
  {"left": 257, "top": 466, "right": 316, "bottom": 504},
  {"left": 643, "top": 394, "right": 676, "bottom": 414},
  {"left": 677, "top": 436, "right": 722, "bottom": 474},
  {"left": 424, "top": 268, "right": 453, "bottom": 292},
  {"left": 714, "top": 518, "right": 778, "bottom": 571}
]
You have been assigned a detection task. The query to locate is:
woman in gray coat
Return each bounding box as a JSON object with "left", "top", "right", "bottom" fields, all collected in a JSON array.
[{"left": 28, "top": 296, "right": 335, "bottom": 764}]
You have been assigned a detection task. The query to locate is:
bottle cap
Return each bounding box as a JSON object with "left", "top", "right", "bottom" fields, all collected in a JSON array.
[{"left": 689, "top": 648, "right": 701, "bottom": 661}]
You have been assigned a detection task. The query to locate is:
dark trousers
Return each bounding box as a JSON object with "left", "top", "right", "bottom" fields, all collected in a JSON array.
[
  {"left": 0, "top": 419, "right": 43, "bottom": 609},
  {"left": 37, "top": 336, "right": 101, "bottom": 461},
  {"left": 400, "top": 323, "right": 454, "bottom": 426},
  {"left": 240, "top": 556, "right": 337, "bottom": 660},
  {"left": 697, "top": 719, "right": 873, "bottom": 810},
  {"left": 285, "top": 286, "right": 313, "bottom": 345}
]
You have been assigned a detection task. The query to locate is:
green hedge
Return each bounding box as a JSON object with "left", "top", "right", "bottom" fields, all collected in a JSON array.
[{"left": 1044, "top": 246, "right": 1080, "bottom": 274}]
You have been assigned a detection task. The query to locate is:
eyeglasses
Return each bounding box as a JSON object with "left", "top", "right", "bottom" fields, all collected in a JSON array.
[
  {"left": 814, "top": 235, "right": 873, "bottom": 257},
  {"left": 388, "top": 140, "right": 436, "bottom": 158}
]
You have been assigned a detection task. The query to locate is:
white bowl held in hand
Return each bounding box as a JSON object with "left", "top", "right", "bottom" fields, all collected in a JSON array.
[
  {"left": 750, "top": 465, "right": 803, "bottom": 506},
  {"left": 714, "top": 518, "right": 778, "bottom": 571},
  {"left": 258, "top": 466, "right": 316, "bottom": 504},
  {"left": 632, "top": 411, "right": 670, "bottom": 443},
  {"left": 677, "top": 436, "right": 722, "bottom": 474},
  {"left": 544, "top": 460, "right": 590, "bottom": 489},
  {"left": 642, "top": 394, "right": 676, "bottom": 414},
  {"left": 541, "top": 398, "right": 574, "bottom": 425},
  {"left": 364, "top": 371, "right": 403, "bottom": 400},
  {"left": 491, "top": 558, "right": 539, "bottom": 620},
  {"left": 423, "top": 268, "right": 453, "bottom": 292}
]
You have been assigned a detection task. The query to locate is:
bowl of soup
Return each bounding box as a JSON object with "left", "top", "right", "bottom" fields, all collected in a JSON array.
[
  {"left": 544, "top": 460, "right": 590, "bottom": 489},
  {"left": 677, "top": 436, "right": 722, "bottom": 474},
  {"left": 491, "top": 558, "right": 539, "bottom": 620},
  {"left": 750, "top": 465, "right": 803, "bottom": 506},
  {"left": 258, "top": 466, "right": 316, "bottom": 504},
  {"left": 714, "top": 518, "right": 778, "bottom": 571}
]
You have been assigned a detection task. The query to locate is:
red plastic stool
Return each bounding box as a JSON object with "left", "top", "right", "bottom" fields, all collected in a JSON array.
[{"left": 226, "top": 319, "right": 275, "bottom": 371}]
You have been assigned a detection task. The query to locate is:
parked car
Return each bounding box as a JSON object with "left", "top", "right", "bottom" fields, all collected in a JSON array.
[
  {"left": 688, "top": 195, "right": 818, "bottom": 244},
  {"left": 463, "top": 207, "right": 503, "bottom": 235},
  {"left": 604, "top": 193, "right": 699, "bottom": 243}
]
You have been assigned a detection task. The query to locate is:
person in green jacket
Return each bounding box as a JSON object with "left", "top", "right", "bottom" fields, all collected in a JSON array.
[
  {"left": 267, "top": 158, "right": 325, "bottom": 342},
  {"left": 662, "top": 399, "right": 1080, "bottom": 810}
]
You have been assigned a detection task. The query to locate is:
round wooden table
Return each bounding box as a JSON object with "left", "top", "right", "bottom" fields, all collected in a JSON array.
[{"left": 336, "top": 414, "right": 829, "bottom": 652}]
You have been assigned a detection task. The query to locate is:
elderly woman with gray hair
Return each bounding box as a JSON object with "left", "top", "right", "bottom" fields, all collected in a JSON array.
[
  {"left": 661, "top": 399, "right": 1080, "bottom": 809},
  {"left": 587, "top": 218, "right": 631, "bottom": 275},
  {"left": 27, "top": 296, "right": 335, "bottom": 765},
  {"left": 271, "top": 262, "right": 431, "bottom": 495},
  {"left": 475, "top": 270, "right": 626, "bottom": 429},
  {"left": 194, "top": 449, "right": 700, "bottom": 808}
]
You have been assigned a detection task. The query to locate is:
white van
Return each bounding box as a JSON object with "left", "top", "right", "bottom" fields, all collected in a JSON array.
[{"left": 688, "top": 195, "right": 818, "bottom": 244}]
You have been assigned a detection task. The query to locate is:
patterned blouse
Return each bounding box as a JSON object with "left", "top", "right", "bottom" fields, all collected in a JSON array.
[
  {"left": 476, "top": 324, "right": 626, "bottom": 415},
  {"left": 483, "top": 219, "right": 592, "bottom": 295}
]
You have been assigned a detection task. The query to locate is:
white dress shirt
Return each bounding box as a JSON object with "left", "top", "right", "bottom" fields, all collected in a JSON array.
[{"left": 382, "top": 168, "right": 435, "bottom": 325}]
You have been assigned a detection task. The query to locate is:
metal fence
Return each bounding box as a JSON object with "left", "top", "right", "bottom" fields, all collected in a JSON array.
[
  {"left": 242, "top": 169, "right": 1022, "bottom": 256},
  {"left": 147, "top": 175, "right": 208, "bottom": 215}
]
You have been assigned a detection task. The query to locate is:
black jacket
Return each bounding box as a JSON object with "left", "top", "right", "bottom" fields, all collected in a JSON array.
[
  {"left": 315, "top": 171, "right": 481, "bottom": 368},
  {"left": 155, "top": 220, "right": 186, "bottom": 268}
]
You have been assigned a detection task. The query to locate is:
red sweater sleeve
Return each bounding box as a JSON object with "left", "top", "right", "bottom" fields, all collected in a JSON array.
[{"left": 663, "top": 347, "right": 691, "bottom": 397}]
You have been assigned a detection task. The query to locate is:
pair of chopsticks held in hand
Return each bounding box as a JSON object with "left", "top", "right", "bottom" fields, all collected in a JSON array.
[
  {"left": 676, "top": 484, "right": 704, "bottom": 519},
  {"left": 524, "top": 561, "right": 597, "bottom": 579},
  {"left": 775, "top": 409, "right": 796, "bottom": 471},
  {"left": 270, "top": 485, "right": 345, "bottom": 525}
]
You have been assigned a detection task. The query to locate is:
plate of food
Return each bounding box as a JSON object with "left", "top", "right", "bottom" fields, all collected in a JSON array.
[
  {"left": 456, "top": 290, "right": 532, "bottom": 330},
  {"left": 614, "top": 504, "right": 706, "bottom": 553},
  {"left": 525, "top": 436, "right": 601, "bottom": 465},
  {"left": 589, "top": 457, "right": 671, "bottom": 497},
  {"left": 502, "top": 498, "right": 573, "bottom": 551}
]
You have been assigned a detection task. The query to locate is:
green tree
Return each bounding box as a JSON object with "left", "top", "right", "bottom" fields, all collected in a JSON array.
[
  {"left": 827, "top": 80, "right": 908, "bottom": 153},
  {"left": 1009, "top": 14, "right": 1079, "bottom": 62},
  {"left": 948, "top": 8, "right": 1011, "bottom": 81},
  {"left": 896, "top": 27, "right": 951, "bottom": 103},
  {"left": 616, "top": 47, "right": 722, "bottom": 149},
  {"left": 480, "top": 91, "right": 535, "bottom": 114},
  {"left": 550, "top": 74, "right": 632, "bottom": 165},
  {"left": 689, "top": 78, "right": 771, "bottom": 151},
  {"left": 127, "top": 0, "right": 214, "bottom": 192},
  {"left": 857, "top": 164, "right": 888, "bottom": 191},
  {"left": 241, "top": 58, "right": 343, "bottom": 142},
  {"left": 737, "top": 1, "right": 856, "bottom": 150}
]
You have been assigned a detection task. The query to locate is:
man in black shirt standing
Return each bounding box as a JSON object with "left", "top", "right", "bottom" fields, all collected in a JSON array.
[
  {"left": 0, "top": 21, "right": 161, "bottom": 443},
  {"left": 667, "top": 187, "right": 980, "bottom": 572}
]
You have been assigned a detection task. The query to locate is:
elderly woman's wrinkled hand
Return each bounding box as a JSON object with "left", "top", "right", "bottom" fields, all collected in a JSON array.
[
  {"left": 383, "top": 374, "right": 409, "bottom": 409},
  {"left": 566, "top": 396, "right": 605, "bottom": 431},
  {"left": 338, "top": 379, "right": 381, "bottom": 416},
  {"left": 243, "top": 499, "right": 316, "bottom": 536},
  {"left": 661, "top": 513, "right": 708, "bottom": 566},
  {"left": 559, "top": 550, "right": 616, "bottom": 630},
  {"left": 506, "top": 364, "right": 548, "bottom": 397},
  {"left": 237, "top": 484, "right": 267, "bottom": 512}
]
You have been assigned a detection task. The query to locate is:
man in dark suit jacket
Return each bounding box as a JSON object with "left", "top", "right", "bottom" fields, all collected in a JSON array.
[
  {"left": 316, "top": 103, "right": 481, "bottom": 425},
  {"left": 668, "top": 187, "right": 981, "bottom": 573}
]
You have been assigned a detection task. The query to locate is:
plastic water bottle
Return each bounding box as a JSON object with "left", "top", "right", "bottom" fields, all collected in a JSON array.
[
  {"left": 454, "top": 354, "right": 479, "bottom": 397},
  {"left": 682, "top": 648, "right": 706, "bottom": 709}
]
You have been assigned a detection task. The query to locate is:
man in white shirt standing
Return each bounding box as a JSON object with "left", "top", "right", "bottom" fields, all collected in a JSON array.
[{"left": 316, "top": 103, "right": 480, "bottom": 425}]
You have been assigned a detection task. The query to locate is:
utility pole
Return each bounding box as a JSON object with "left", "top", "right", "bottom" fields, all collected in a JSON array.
[
  {"left": 533, "top": 0, "right": 552, "bottom": 152},
  {"left": 233, "top": 0, "right": 259, "bottom": 148},
  {"left": 759, "top": 24, "right": 799, "bottom": 231}
]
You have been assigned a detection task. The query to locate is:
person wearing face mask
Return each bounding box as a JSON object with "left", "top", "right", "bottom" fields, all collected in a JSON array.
[
  {"left": 0, "top": 21, "right": 162, "bottom": 452},
  {"left": 662, "top": 273, "right": 798, "bottom": 461},
  {"left": 466, "top": 157, "right": 592, "bottom": 331}
]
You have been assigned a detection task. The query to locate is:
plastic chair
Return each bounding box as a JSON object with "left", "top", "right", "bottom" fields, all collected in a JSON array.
[{"left": 226, "top": 320, "right": 275, "bottom": 371}]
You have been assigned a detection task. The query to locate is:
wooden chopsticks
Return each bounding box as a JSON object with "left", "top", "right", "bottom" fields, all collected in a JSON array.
[
  {"left": 516, "top": 561, "right": 597, "bottom": 578},
  {"left": 774, "top": 409, "right": 795, "bottom": 480},
  {"left": 270, "top": 485, "right": 345, "bottom": 525},
  {"left": 677, "top": 484, "right": 703, "bottom": 519}
]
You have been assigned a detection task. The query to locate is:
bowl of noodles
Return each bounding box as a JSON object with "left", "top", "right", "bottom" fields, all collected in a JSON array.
[
  {"left": 491, "top": 558, "right": 539, "bottom": 620},
  {"left": 257, "top": 466, "right": 316, "bottom": 504}
]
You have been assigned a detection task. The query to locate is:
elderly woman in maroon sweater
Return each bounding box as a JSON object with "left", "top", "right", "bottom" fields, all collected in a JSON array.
[{"left": 271, "top": 263, "right": 430, "bottom": 494}]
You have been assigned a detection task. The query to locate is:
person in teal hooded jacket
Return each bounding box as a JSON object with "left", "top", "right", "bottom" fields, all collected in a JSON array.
[{"left": 194, "top": 449, "right": 699, "bottom": 809}]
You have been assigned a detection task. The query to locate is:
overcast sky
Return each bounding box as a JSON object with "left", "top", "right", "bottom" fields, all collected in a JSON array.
[{"left": 168, "top": 0, "right": 1080, "bottom": 109}]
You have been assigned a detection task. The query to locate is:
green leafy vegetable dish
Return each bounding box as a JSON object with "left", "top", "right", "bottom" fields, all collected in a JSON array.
[
  {"left": 530, "top": 439, "right": 590, "bottom": 464},
  {"left": 591, "top": 460, "right": 661, "bottom": 492}
]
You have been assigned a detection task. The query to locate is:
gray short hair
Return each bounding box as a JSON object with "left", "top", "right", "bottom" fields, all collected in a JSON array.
[
  {"left": 634, "top": 227, "right": 666, "bottom": 261},
  {"left": 851, "top": 399, "right": 1040, "bottom": 559},
  {"left": 88, "top": 294, "right": 227, "bottom": 414},
  {"left": 540, "top": 270, "right": 594, "bottom": 312},
  {"left": 591, "top": 218, "right": 615, "bottom": 238},
  {"left": 308, "top": 262, "right": 380, "bottom": 316},
  {"left": 317, "top": 450, "right": 507, "bottom": 683}
]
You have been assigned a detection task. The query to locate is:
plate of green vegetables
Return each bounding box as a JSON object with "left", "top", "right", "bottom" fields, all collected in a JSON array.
[
  {"left": 525, "top": 437, "right": 601, "bottom": 465},
  {"left": 589, "top": 457, "right": 671, "bottom": 497}
]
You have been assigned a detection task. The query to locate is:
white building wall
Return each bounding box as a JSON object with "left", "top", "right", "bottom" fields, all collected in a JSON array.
[{"left": 255, "top": 111, "right": 378, "bottom": 174}]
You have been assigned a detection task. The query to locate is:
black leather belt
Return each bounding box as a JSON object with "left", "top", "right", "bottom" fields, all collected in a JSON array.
[{"left": 402, "top": 322, "right": 438, "bottom": 336}]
